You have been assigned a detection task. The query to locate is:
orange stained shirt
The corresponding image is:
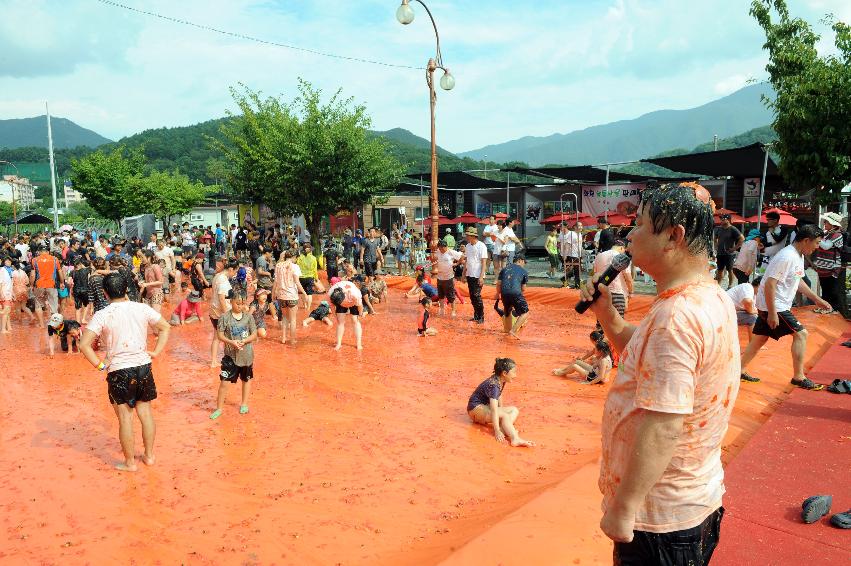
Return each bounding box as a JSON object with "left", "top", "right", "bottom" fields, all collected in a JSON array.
[
  {"left": 33, "top": 254, "right": 60, "bottom": 289},
  {"left": 599, "top": 279, "right": 741, "bottom": 533}
]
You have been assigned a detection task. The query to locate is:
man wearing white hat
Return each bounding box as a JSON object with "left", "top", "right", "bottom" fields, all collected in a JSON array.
[{"left": 812, "top": 212, "right": 846, "bottom": 313}]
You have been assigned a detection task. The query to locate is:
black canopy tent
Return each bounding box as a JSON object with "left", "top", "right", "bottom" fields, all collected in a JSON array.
[
  {"left": 5, "top": 212, "right": 51, "bottom": 225},
  {"left": 502, "top": 166, "right": 676, "bottom": 184},
  {"left": 404, "top": 171, "right": 511, "bottom": 190},
  {"left": 641, "top": 143, "right": 781, "bottom": 181}
]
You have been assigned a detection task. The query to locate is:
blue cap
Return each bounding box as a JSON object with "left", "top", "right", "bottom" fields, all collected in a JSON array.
[{"left": 745, "top": 228, "right": 762, "bottom": 242}]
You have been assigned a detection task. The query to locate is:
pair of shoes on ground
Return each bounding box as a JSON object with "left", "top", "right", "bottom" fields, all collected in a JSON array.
[
  {"left": 826, "top": 379, "right": 851, "bottom": 394},
  {"left": 740, "top": 373, "right": 825, "bottom": 390},
  {"left": 802, "top": 495, "right": 851, "bottom": 528},
  {"left": 813, "top": 307, "right": 838, "bottom": 314}
]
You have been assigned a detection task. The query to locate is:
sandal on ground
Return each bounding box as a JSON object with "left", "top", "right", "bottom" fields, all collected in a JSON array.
[
  {"left": 740, "top": 372, "right": 761, "bottom": 383},
  {"left": 826, "top": 379, "right": 851, "bottom": 394},
  {"left": 813, "top": 308, "right": 835, "bottom": 314},
  {"left": 802, "top": 495, "right": 832, "bottom": 523},
  {"left": 830, "top": 510, "right": 851, "bottom": 529},
  {"left": 791, "top": 377, "right": 824, "bottom": 391},
  {"left": 841, "top": 341, "right": 851, "bottom": 348}
]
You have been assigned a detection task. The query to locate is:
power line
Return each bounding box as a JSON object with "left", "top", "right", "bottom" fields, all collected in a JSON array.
[{"left": 95, "top": 0, "right": 421, "bottom": 70}]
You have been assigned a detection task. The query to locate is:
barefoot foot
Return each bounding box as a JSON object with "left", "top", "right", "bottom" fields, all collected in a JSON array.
[
  {"left": 334, "top": 344, "right": 342, "bottom": 351},
  {"left": 115, "top": 462, "right": 138, "bottom": 472},
  {"left": 511, "top": 438, "right": 535, "bottom": 447},
  {"left": 142, "top": 455, "right": 155, "bottom": 466}
]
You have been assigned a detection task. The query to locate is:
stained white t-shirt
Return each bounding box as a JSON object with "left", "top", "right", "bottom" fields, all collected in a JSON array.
[
  {"left": 436, "top": 249, "right": 462, "bottom": 281},
  {"left": 86, "top": 301, "right": 162, "bottom": 372},
  {"left": 726, "top": 282, "right": 754, "bottom": 311},
  {"left": 500, "top": 227, "right": 517, "bottom": 253},
  {"left": 482, "top": 225, "right": 498, "bottom": 247},
  {"left": 593, "top": 249, "right": 627, "bottom": 294},
  {"left": 464, "top": 241, "right": 489, "bottom": 278},
  {"left": 755, "top": 244, "right": 804, "bottom": 312}
]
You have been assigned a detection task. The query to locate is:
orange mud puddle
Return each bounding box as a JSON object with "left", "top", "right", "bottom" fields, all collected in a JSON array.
[{"left": 1, "top": 277, "right": 847, "bottom": 565}]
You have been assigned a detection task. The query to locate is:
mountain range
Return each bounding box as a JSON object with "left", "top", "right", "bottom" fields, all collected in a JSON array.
[
  {"left": 459, "top": 82, "right": 775, "bottom": 166},
  {"left": 0, "top": 116, "right": 112, "bottom": 149},
  {"left": 0, "top": 83, "right": 777, "bottom": 185}
]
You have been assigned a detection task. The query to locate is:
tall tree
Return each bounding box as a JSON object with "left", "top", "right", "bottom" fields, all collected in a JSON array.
[
  {"left": 127, "top": 170, "right": 209, "bottom": 232},
  {"left": 751, "top": 0, "right": 851, "bottom": 202},
  {"left": 215, "top": 80, "right": 405, "bottom": 250},
  {"left": 69, "top": 147, "right": 146, "bottom": 222}
]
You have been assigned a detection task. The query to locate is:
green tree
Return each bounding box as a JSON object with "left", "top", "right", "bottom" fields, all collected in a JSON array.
[
  {"left": 216, "top": 80, "right": 405, "bottom": 251},
  {"left": 205, "top": 157, "right": 229, "bottom": 187},
  {"left": 127, "top": 170, "right": 208, "bottom": 232},
  {"left": 0, "top": 201, "right": 13, "bottom": 223},
  {"left": 751, "top": 0, "right": 851, "bottom": 201},
  {"left": 70, "top": 147, "right": 146, "bottom": 222}
]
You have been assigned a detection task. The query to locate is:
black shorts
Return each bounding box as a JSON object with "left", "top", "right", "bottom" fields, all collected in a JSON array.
[
  {"left": 299, "top": 277, "right": 315, "bottom": 295},
  {"left": 106, "top": 364, "right": 157, "bottom": 407},
  {"left": 436, "top": 279, "right": 456, "bottom": 303},
  {"left": 753, "top": 310, "right": 804, "bottom": 340},
  {"left": 310, "top": 310, "right": 329, "bottom": 321},
  {"left": 73, "top": 291, "right": 90, "bottom": 309},
  {"left": 335, "top": 304, "right": 361, "bottom": 315},
  {"left": 501, "top": 294, "right": 529, "bottom": 317},
  {"left": 210, "top": 317, "right": 219, "bottom": 332},
  {"left": 716, "top": 254, "right": 734, "bottom": 272},
  {"left": 220, "top": 363, "right": 254, "bottom": 383},
  {"left": 364, "top": 261, "right": 377, "bottom": 276}
]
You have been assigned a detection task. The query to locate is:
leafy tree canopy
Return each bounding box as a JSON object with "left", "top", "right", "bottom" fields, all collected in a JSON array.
[
  {"left": 70, "top": 147, "right": 146, "bottom": 221},
  {"left": 751, "top": 0, "right": 851, "bottom": 202},
  {"left": 216, "top": 79, "right": 406, "bottom": 246},
  {"left": 127, "top": 169, "right": 208, "bottom": 226}
]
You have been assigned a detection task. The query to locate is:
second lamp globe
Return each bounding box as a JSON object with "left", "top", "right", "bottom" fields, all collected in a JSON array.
[{"left": 396, "top": 1, "right": 415, "bottom": 24}]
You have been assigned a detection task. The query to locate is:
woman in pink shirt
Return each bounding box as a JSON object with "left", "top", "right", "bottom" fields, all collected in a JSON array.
[{"left": 272, "top": 249, "right": 306, "bottom": 345}]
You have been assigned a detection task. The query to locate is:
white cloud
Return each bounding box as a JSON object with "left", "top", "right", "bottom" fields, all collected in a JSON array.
[{"left": 0, "top": 0, "right": 838, "bottom": 154}]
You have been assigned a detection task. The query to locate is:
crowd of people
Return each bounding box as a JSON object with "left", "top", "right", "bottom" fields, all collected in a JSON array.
[{"left": 1, "top": 190, "right": 848, "bottom": 562}]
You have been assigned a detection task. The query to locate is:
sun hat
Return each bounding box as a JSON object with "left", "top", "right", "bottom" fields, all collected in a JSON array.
[
  {"left": 188, "top": 291, "right": 203, "bottom": 303},
  {"left": 821, "top": 212, "right": 845, "bottom": 227},
  {"left": 48, "top": 313, "right": 64, "bottom": 328},
  {"left": 464, "top": 227, "right": 478, "bottom": 237}
]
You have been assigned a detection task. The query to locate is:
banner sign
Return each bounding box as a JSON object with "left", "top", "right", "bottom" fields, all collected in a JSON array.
[
  {"left": 525, "top": 195, "right": 543, "bottom": 227},
  {"left": 581, "top": 183, "right": 644, "bottom": 218}
]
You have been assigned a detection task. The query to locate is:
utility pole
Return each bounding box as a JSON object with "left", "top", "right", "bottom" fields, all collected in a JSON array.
[{"left": 46, "top": 102, "right": 59, "bottom": 230}]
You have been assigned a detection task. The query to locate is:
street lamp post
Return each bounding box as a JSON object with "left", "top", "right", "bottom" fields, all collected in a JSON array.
[
  {"left": 0, "top": 160, "right": 20, "bottom": 234},
  {"left": 397, "top": 0, "right": 455, "bottom": 259}
]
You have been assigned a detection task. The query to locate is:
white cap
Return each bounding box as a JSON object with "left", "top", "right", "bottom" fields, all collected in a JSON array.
[{"left": 48, "top": 313, "right": 64, "bottom": 328}]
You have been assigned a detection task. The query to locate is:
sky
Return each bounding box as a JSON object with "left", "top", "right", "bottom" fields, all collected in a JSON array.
[{"left": 1, "top": 0, "right": 849, "bottom": 154}]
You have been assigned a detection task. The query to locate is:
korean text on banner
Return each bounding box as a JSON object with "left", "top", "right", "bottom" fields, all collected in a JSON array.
[{"left": 581, "top": 183, "right": 644, "bottom": 218}]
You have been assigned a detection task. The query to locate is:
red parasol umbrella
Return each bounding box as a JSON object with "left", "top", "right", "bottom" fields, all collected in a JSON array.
[
  {"left": 477, "top": 212, "right": 509, "bottom": 224},
  {"left": 452, "top": 212, "right": 480, "bottom": 225},
  {"left": 602, "top": 213, "right": 632, "bottom": 226},
  {"left": 540, "top": 212, "right": 594, "bottom": 224},
  {"left": 744, "top": 208, "right": 797, "bottom": 226},
  {"left": 422, "top": 215, "right": 453, "bottom": 227}
]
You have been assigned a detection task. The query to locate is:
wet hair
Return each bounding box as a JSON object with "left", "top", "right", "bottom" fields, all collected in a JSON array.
[
  {"left": 227, "top": 288, "right": 248, "bottom": 302},
  {"left": 493, "top": 357, "right": 516, "bottom": 377},
  {"left": 751, "top": 276, "right": 762, "bottom": 287},
  {"left": 513, "top": 254, "right": 526, "bottom": 263},
  {"left": 794, "top": 223, "right": 824, "bottom": 241},
  {"left": 102, "top": 273, "right": 128, "bottom": 299},
  {"left": 765, "top": 211, "right": 781, "bottom": 221},
  {"left": 590, "top": 329, "right": 604, "bottom": 342},
  {"left": 226, "top": 259, "right": 239, "bottom": 270},
  {"left": 416, "top": 273, "right": 425, "bottom": 284},
  {"left": 329, "top": 287, "right": 345, "bottom": 306},
  {"left": 595, "top": 340, "right": 612, "bottom": 359},
  {"left": 638, "top": 182, "right": 715, "bottom": 256},
  {"left": 94, "top": 258, "right": 106, "bottom": 270}
]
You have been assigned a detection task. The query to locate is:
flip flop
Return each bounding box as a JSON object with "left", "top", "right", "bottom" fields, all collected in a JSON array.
[
  {"left": 239, "top": 405, "right": 249, "bottom": 414},
  {"left": 841, "top": 341, "right": 851, "bottom": 348},
  {"left": 802, "top": 495, "right": 832, "bottom": 523},
  {"left": 791, "top": 377, "right": 824, "bottom": 391},
  {"left": 826, "top": 380, "right": 851, "bottom": 394},
  {"left": 209, "top": 409, "right": 223, "bottom": 420},
  {"left": 740, "top": 372, "right": 761, "bottom": 383},
  {"left": 830, "top": 510, "right": 851, "bottom": 529}
]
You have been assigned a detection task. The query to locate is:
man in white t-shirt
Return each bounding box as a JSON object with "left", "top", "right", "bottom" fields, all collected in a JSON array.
[
  {"left": 726, "top": 278, "right": 760, "bottom": 339},
  {"left": 739, "top": 224, "right": 832, "bottom": 389},
  {"left": 559, "top": 223, "right": 583, "bottom": 288},
  {"left": 481, "top": 216, "right": 498, "bottom": 275},
  {"left": 79, "top": 272, "right": 170, "bottom": 472},
  {"left": 435, "top": 239, "right": 463, "bottom": 316},
  {"left": 154, "top": 239, "right": 175, "bottom": 295},
  {"left": 463, "top": 227, "right": 488, "bottom": 324}
]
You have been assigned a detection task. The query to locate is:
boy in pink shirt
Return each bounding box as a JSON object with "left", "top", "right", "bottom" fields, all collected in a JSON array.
[{"left": 580, "top": 182, "right": 740, "bottom": 563}]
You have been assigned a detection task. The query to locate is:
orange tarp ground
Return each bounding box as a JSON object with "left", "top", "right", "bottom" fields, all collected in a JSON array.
[{"left": 1, "top": 277, "right": 847, "bottom": 565}]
